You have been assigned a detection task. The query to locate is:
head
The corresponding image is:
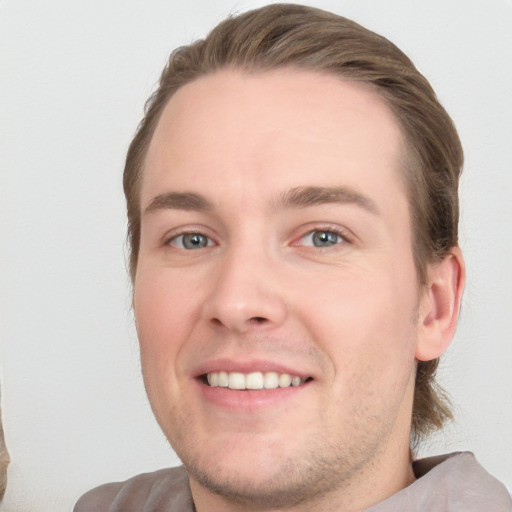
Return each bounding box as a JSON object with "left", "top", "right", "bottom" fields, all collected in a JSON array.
[
  {"left": 125, "top": 4, "right": 465, "bottom": 509},
  {"left": 125, "top": 3, "right": 463, "bottom": 445}
]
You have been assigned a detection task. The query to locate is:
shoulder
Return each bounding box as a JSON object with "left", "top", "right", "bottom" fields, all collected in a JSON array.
[
  {"left": 73, "top": 465, "right": 194, "bottom": 512},
  {"left": 367, "top": 452, "right": 511, "bottom": 512},
  {"left": 415, "top": 452, "right": 512, "bottom": 511}
]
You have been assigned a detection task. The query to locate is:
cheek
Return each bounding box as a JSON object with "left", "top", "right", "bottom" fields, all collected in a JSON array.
[
  {"left": 134, "top": 270, "right": 196, "bottom": 376},
  {"left": 133, "top": 270, "right": 203, "bottom": 428},
  {"left": 296, "top": 264, "right": 418, "bottom": 386},
  {"left": 305, "top": 274, "right": 418, "bottom": 431}
]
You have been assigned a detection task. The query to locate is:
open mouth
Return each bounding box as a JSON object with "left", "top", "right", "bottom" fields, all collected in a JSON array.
[{"left": 202, "top": 371, "right": 313, "bottom": 390}]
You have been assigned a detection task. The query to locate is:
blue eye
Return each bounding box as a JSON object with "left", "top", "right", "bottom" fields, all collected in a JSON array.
[
  {"left": 171, "top": 233, "right": 212, "bottom": 249},
  {"left": 303, "top": 230, "right": 343, "bottom": 247}
]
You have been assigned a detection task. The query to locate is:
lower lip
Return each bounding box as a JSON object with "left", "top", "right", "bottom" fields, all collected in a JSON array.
[{"left": 196, "top": 379, "right": 309, "bottom": 411}]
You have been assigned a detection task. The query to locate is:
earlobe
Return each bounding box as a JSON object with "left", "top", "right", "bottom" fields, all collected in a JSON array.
[{"left": 415, "top": 247, "right": 466, "bottom": 362}]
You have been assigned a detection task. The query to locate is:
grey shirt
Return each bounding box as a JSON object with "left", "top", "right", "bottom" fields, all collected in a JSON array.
[{"left": 74, "top": 452, "right": 511, "bottom": 511}]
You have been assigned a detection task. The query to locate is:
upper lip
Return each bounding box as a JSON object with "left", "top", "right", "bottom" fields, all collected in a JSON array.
[{"left": 192, "top": 358, "right": 313, "bottom": 379}]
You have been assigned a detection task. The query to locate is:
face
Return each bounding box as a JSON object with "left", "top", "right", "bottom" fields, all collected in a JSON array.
[{"left": 135, "top": 69, "right": 422, "bottom": 508}]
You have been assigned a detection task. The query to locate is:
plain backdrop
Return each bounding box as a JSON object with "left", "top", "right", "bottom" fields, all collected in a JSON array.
[{"left": 1, "top": 0, "right": 511, "bottom": 510}]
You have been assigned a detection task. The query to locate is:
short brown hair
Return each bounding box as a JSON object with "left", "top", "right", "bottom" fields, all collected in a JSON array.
[{"left": 124, "top": 3, "right": 463, "bottom": 444}]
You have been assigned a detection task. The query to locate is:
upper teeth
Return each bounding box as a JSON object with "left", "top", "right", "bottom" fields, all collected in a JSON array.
[{"left": 206, "top": 371, "right": 304, "bottom": 390}]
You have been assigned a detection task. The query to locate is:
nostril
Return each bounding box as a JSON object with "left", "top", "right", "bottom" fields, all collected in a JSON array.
[{"left": 250, "top": 317, "right": 268, "bottom": 324}]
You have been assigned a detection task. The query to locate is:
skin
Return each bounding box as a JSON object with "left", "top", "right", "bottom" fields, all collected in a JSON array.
[{"left": 134, "top": 69, "right": 464, "bottom": 511}]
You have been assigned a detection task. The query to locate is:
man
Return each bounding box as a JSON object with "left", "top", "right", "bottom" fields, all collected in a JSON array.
[{"left": 75, "top": 4, "right": 511, "bottom": 511}]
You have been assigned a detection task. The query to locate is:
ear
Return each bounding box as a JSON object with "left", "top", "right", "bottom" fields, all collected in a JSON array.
[{"left": 415, "top": 247, "right": 466, "bottom": 362}]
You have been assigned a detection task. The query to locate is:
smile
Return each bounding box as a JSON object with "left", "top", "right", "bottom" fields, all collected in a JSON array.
[{"left": 205, "top": 371, "right": 312, "bottom": 390}]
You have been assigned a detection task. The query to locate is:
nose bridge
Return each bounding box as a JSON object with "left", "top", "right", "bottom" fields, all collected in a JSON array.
[{"left": 203, "top": 234, "right": 287, "bottom": 332}]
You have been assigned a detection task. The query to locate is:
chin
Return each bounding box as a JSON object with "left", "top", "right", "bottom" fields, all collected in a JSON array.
[
  {"left": 177, "top": 430, "right": 363, "bottom": 510},
  {"left": 187, "top": 452, "right": 334, "bottom": 509}
]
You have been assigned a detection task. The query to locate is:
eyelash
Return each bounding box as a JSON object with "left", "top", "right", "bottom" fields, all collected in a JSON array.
[
  {"left": 163, "top": 225, "right": 353, "bottom": 252},
  {"left": 164, "top": 231, "right": 216, "bottom": 250},
  {"left": 295, "top": 226, "right": 354, "bottom": 248}
]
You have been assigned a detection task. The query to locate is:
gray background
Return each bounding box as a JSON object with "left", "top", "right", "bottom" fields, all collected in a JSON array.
[{"left": 1, "top": 0, "right": 511, "bottom": 510}]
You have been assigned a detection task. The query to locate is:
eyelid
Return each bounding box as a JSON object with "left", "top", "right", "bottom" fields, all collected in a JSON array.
[
  {"left": 170, "top": 233, "right": 215, "bottom": 249},
  {"left": 161, "top": 225, "right": 218, "bottom": 248},
  {"left": 292, "top": 224, "right": 355, "bottom": 247}
]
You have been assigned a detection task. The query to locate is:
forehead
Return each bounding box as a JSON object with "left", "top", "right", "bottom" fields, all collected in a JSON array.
[{"left": 142, "top": 68, "right": 407, "bottom": 207}]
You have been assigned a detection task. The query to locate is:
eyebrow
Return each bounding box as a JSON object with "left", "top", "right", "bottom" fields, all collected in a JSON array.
[
  {"left": 144, "top": 192, "right": 214, "bottom": 214},
  {"left": 143, "top": 185, "right": 379, "bottom": 216},
  {"left": 271, "top": 186, "right": 380, "bottom": 215}
]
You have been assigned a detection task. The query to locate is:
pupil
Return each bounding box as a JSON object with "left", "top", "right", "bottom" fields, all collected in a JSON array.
[
  {"left": 184, "top": 233, "right": 206, "bottom": 249},
  {"left": 313, "top": 231, "right": 337, "bottom": 246}
]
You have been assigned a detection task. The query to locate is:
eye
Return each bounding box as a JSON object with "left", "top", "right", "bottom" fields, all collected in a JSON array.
[
  {"left": 301, "top": 229, "right": 346, "bottom": 248},
  {"left": 170, "top": 232, "right": 213, "bottom": 250}
]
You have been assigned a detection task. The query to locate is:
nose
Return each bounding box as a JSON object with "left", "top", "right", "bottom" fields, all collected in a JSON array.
[{"left": 202, "top": 245, "right": 287, "bottom": 334}]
